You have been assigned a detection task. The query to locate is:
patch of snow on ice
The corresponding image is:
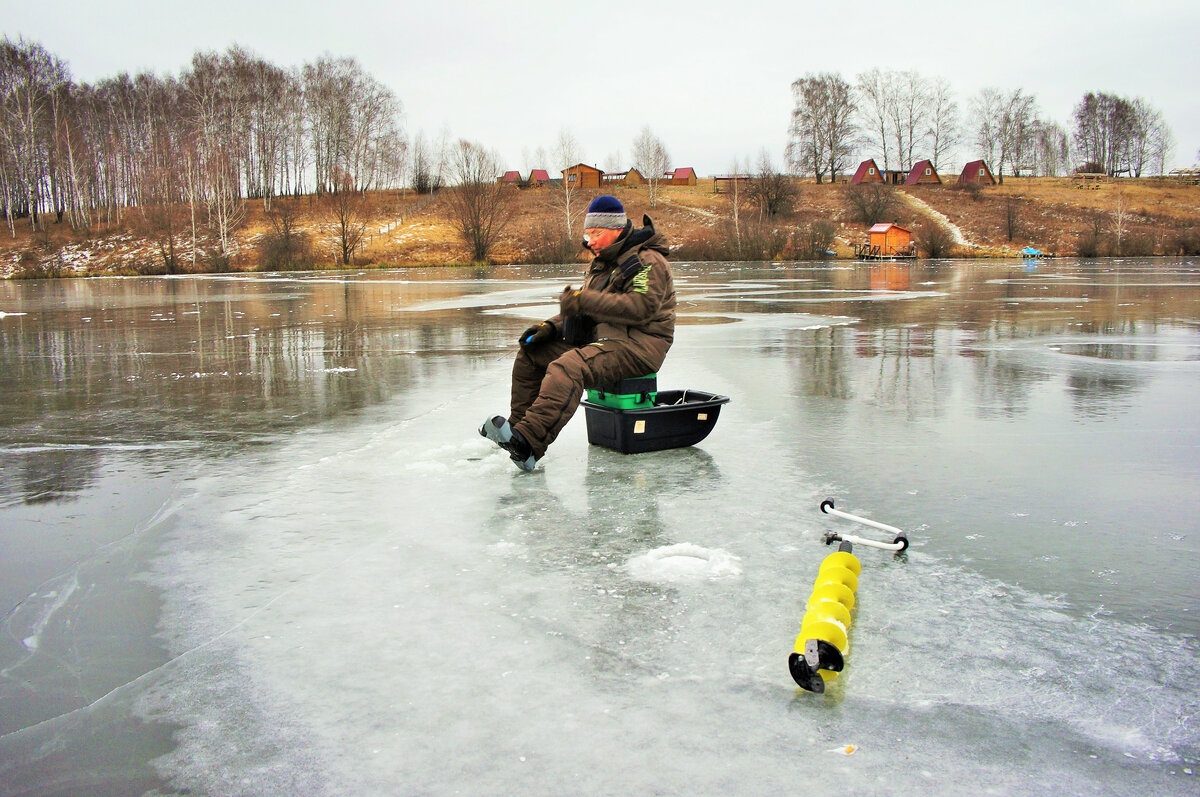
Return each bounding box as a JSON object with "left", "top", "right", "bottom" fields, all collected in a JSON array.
[{"left": 626, "top": 543, "right": 742, "bottom": 584}]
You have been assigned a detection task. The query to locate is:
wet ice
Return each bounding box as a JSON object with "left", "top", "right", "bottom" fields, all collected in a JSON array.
[{"left": 1, "top": 260, "right": 1199, "bottom": 795}]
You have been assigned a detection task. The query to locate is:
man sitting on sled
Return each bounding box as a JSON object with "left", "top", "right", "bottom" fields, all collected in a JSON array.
[{"left": 481, "top": 195, "right": 676, "bottom": 470}]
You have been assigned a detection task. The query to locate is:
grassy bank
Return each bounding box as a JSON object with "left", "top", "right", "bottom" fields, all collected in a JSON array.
[{"left": 3, "top": 177, "right": 1199, "bottom": 278}]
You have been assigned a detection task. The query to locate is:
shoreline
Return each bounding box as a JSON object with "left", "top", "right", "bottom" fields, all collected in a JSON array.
[{"left": 2, "top": 177, "right": 1197, "bottom": 279}]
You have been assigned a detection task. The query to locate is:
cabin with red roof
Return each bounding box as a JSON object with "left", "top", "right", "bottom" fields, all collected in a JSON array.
[
  {"left": 498, "top": 170, "right": 521, "bottom": 185},
  {"left": 957, "top": 160, "right": 995, "bottom": 186},
  {"left": 563, "top": 163, "right": 602, "bottom": 189},
  {"left": 527, "top": 169, "right": 550, "bottom": 187},
  {"left": 665, "top": 167, "right": 697, "bottom": 186},
  {"left": 904, "top": 160, "right": 941, "bottom": 186},
  {"left": 850, "top": 159, "right": 884, "bottom": 185}
]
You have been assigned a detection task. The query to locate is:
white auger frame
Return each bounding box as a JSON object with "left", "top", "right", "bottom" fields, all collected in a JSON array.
[{"left": 820, "top": 499, "right": 910, "bottom": 552}]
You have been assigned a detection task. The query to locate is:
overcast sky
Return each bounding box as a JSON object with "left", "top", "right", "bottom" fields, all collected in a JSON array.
[{"left": 6, "top": 0, "right": 1199, "bottom": 175}]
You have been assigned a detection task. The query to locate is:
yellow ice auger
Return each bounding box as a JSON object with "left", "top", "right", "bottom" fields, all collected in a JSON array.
[{"left": 789, "top": 499, "right": 909, "bottom": 693}]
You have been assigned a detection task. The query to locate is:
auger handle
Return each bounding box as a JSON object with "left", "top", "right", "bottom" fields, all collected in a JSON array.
[
  {"left": 820, "top": 499, "right": 909, "bottom": 551},
  {"left": 824, "top": 531, "right": 908, "bottom": 552}
]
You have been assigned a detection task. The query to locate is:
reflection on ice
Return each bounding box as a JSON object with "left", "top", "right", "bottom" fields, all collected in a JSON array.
[
  {"left": 1053, "top": 342, "right": 1200, "bottom": 362},
  {"left": 2, "top": 260, "right": 1199, "bottom": 794}
]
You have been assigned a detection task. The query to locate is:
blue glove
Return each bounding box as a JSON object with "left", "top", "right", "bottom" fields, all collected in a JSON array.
[{"left": 519, "top": 322, "right": 555, "bottom": 348}]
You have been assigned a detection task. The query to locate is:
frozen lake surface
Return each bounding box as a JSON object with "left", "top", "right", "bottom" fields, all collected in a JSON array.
[{"left": 2, "top": 259, "right": 1199, "bottom": 795}]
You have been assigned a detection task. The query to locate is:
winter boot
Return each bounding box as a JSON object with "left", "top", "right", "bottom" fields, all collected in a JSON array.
[{"left": 479, "top": 415, "right": 538, "bottom": 472}]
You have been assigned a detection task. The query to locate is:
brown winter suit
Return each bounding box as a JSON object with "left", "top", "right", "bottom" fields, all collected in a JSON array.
[{"left": 510, "top": 217, "right": 676, "bottom": 458}]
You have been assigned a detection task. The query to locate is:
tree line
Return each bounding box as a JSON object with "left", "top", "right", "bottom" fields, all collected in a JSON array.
[
  {"left": 3, "top": 35, "right": 1188, "bottom": 270},
  {"left": 0, "top": 37, "right": 405, "bottom": 246},
  {"left": 787, "top": 69, "right": 1174, "bottom": 183}
]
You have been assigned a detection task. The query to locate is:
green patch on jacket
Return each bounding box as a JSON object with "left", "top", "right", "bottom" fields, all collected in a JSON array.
[{"left": 629, "top": 264, "right": 650, "bottom": 294}]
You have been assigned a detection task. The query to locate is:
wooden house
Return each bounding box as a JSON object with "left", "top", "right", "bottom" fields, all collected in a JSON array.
[
  {"left": 666, "top": 167, "right": 697, "bottom": 185},
  {"left": 498, "top": 170, "right": 521, "bottom": 185},
  {"left": 869, "top": 222, "right": 913, "bottom": 256},
  {"left": 562, "top": 163, "right": 602, "bottom": 189},
  {"left": 527, "top": 169, "right": 550, "bottom": 186},
  {"left": 602, "top": 168, "right": 644, "bottom": 186},
  {"left": 850, "top": 159, "right": 884, "bottom": 185},
  {"left": 904, "top": 160, "right": 941, "bottom": 186},
  {"left": 957, "top": 160, "right": 995, "bottom": 186}
]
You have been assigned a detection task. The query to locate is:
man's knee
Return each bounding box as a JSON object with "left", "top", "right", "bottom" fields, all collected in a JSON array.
[
  {"left": 512, "top": 351, "right": 541, "bottom": 382},
  {"left": 547, "top": 348, "right": 589, "bottom": 384}
]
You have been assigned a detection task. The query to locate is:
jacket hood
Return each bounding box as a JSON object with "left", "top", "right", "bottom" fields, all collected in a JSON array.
[{"left": 594, "top": 215, "right": 668, "bottom": 265}]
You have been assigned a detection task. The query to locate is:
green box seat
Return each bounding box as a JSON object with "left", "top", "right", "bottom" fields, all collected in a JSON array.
[{"left": 586, "top": 373, "right": 657, "bottom": 409}]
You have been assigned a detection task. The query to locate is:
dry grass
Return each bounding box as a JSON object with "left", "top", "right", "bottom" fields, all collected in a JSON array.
[{"left": 3, "top": 176, "right": 1199, "bottom": 277}]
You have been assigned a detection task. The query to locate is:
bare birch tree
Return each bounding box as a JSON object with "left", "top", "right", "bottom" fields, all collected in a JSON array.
[
  {"left": 551, "top": 127, "right": 584, "bottom": 242},
  {"left": 303, "top": 55, "right": 404, "bottom": 194},
  {"left": 888, "top": 70, "right": 930, "bottom": 171},
  {"left": 855, "top": 69, "right": 940, "bottom": 172},
  {"left": 926, "top": 77, "right": 958, "bottom": 172},
  {"left": 1070, "top": 92, "right": 1171, "bottom": 176},
  {"left": 1001, "top": 90, "right": 1039, "bottom": 178},
  {"left": 786, "top": 72, "right": 856, "bottom": 183},
  {"left": 971, "top": 88, "right": 1038, "bottom": 182},
  {"left": 1127, "top": 99, "right": 1169, "bottom": 177},
  {"left": 1149, "top": 118, "right": 1175, "bottom": 177},
  {"left": 410, "top": 131, "right": 442, "bottom": 194},
  {"left": 631, "top": 126, "right": 670, "bottom": 206},
  {"left": 856, "top": 68, "right": 895, "bottom": 170},
  {"left": 1031, "top": 121, "right": 1070, "bottom": 176},
  {"left": 0, "top": 36, "right": 412, "bottom": 251},
  {"left": 725, "top": 156, "right": 747, "bottom": 248}
]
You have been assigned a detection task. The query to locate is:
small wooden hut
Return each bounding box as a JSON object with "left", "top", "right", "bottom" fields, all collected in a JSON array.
[
  {"left": 562, "top": 163, "right": 602, "bottom": 189},
  {"left": 498, "top": 170, "right": 521, "bottom": 185},
  {"left": 850, "top": 159, "right": 884, "bottom": 185},
  {"left": 957, "top": 160, "right": 995, "bottom": 186},
  {"left": 869, "top": 222, "right": 913, "bottom": 256},
  {"left": 904, "top": 160, "right": 941, "bottom": 186},
  {"left": 602, "top": 168, "right": 644, "bottom": 186},
  {"left": 527, "top": 169, "right": 550, "bottom": 187}
]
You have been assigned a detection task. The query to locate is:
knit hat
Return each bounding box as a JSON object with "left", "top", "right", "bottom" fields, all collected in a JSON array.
[{"left": 583, "top": 195, "right": 627, "bottom": 230}]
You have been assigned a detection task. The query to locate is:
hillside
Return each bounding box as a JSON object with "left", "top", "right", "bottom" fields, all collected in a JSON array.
[{"left": 3, "top": 176, "right": 1199, "bottom": 278}]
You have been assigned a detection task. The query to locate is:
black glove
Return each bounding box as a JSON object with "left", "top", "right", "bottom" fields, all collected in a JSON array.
[
  {"left": 559, "top": 287, "right": 582, "bottom": 317},
  {"left": 519, "top": 321, "right": 555, "bottom": 349}
]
